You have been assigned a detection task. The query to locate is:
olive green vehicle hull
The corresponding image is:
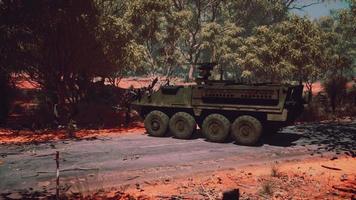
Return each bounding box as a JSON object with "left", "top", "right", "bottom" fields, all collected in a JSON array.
[
  {"left": 132, "top": 82, "right": 304, "bottom": 145},
  {"left": 133, "top": 84, "right": 303, "bottom": 123}
]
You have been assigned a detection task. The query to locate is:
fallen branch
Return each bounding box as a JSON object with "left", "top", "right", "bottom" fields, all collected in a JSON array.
[
  {"left": 35, "top": 153, "right": 55, "bottom": 157},
  {"left": 200, "top": 184, "right": 214, "bottom": 200},
  {"left": 60, "top": 167, "right": 100, "bottom": 172},
  {"left": 37, "top": 167, "right": 99, "bottom": 174},
  {"left": 332, "top": 186, "right": 356, "bottom": 193},
  {"left": 126, "top": 176, "right": 140, "bottom": 181},
  {"left": 321, "top": 165, "right": 341, "bottom": 171}
]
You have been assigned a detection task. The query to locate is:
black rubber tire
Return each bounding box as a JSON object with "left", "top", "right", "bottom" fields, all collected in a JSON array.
[
  {"left": 231, "top": 115, "right": 262, "bottom": 146},
  {"left": 169, "top": 112, "right": 196, "bottom": 139},
  {"left": 144, "top": 110, "right": 169, "bottom": 137},
  {"left": 202, "top": 114, "right": 230, "bottom": 143}
]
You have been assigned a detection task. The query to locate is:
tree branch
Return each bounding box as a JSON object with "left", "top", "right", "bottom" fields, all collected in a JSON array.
[{"left": 288, "top": 1, "right": 322, "bottom": 10}]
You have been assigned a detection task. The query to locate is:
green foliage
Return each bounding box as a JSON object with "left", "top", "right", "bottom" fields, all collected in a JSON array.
[
  {"left": 238, "top": 16, "right": 325, "bottom": 84},
  {"left": 0, "top": 0, "right": 129, "bottom": 124},
  {"left": 104, "top": 0, "right": 291, "bottom": 79},
  {"left": 1, "top": 0, "right": 355, "bottom": 127}
]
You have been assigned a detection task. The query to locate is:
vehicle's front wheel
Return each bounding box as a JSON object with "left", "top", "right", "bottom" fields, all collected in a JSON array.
[
  {"left": 144, "top": 110, "right": 169, "bottom": 137},
  {"left": 231, "top": 115, "right": 262, "bottom": 146},
  {"left": 202, "top": 114, "right": 230, "bottom": 143},
  {"left": 169, "top": 112, "right": 196, "bottom": 139}
]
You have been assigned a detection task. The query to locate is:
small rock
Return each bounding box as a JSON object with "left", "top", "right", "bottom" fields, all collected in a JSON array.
[
  {"left": 6, "top": 193, "right": 22, "bottom": 200},
  {"left": 222, "top": 189, "right": 239, "bottom": 200},
  {"left": 340, "top": 174, "right": 348, "bottom": 181},
  {"left": 248, "top": 172, "right": 252, "bottom": 175},
  {"left": 330, "top": 156, "right": 338, "bottom": 160}
]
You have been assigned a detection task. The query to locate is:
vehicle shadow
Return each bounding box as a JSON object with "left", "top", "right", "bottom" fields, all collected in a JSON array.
[
  {"left": 148, "top": 121, "right": 356, "bottom": 157},
  {"left": 261, "top": 132, "right": 302, "bottom": 147},
  {"left": 263, "top": 121, "right": 356, "bottom": 156}
]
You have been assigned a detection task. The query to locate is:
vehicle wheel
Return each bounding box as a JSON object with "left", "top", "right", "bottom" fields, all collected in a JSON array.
[
  {"left": 144, "top": 110, "right": 169, "bottom": 137},
  {"left": 169, "top": 112, "right": 196, "bottom": 139},
  {"left": 232, "top": 115, "right": 262, "bottom": 146},
  {"left": 202, "top": 114, "right": 230, "bottom": 143}
]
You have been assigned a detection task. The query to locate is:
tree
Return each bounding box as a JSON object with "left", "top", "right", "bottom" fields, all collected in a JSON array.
[
  {"left": 0, "top": 0, "right": 126, "bottom": 124},
  {"left": 316, "top": 2, "right": 355, "bottom": 111},
  {"left": 107, "top": 0, "right": 293, "bottom": 81}
]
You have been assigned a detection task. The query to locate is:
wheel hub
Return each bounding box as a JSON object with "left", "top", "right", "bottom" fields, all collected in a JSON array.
[
  {"left": 151, "top": 120, "right": 160, "bottom": 131},
  {"left": 176, "top": 120, "right": 185, "bottom": 131},
  {"left": 240, "top": 125, "right": 251, "bottom": 137},
  {"left": 209, "top": 122, "right": 220, "bottom": 135}
]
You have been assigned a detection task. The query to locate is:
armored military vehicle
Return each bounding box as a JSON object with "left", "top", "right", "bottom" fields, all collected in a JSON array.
[{"left": 132, "top": 63, "right": 304, "bottom": 145}]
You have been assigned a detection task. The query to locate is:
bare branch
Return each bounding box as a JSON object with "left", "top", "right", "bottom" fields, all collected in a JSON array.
[{"left": 288, "top": 1, "right": 322, "bottom": 10}]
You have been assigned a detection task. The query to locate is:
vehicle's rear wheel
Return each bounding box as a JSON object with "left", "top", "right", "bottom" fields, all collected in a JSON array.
[
  {"left": 231, "top": 115, "right": 262, "bottom": 146},
  {"left": 144, "top": 110, "right": 169, "bottom": 137},
  {"left": 202, "top": 114, "right": 230, "bottom": 143},
  {"left": 169, "top": 112, "right": 196, "bottom": 139}
]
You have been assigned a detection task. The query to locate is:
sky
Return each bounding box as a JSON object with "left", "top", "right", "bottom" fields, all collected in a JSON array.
[{"left": 290, "top": 0, "right": 350, "bottom": 19}]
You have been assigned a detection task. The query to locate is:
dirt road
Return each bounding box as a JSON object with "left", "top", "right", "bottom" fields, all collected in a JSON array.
[{"left": 0, "top": 121, "right": 355, "bottom": 197}]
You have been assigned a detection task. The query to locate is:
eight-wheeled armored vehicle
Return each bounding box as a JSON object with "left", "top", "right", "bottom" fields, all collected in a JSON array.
[{"left": 132, "top": 63, "right": 304, "bottom": 145}]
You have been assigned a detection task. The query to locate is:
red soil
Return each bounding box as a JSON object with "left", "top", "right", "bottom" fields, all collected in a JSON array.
[
  {"left": 0, "top": 124, "right": 145, "bottom": 144},
  {"left": 303, "top": 80, "right": 355, "bottom": 95},
  {"left": 12, "top": 74, "right": 40, "bottom": 90},
  {"left": 103, "top": 156, "right": 356, "bottom": 200}
]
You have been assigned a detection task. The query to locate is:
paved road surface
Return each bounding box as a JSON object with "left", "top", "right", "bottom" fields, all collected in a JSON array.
[{"left": 0, "top": 121, "right": 355, "bottom": 197}]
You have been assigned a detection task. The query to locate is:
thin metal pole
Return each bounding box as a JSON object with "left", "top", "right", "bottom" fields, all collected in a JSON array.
[{"left": 56, "top": 151, "right": 59, "bottom": 199}]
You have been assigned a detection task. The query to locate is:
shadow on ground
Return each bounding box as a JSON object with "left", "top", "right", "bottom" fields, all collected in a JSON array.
[
  {"left": 265, "top": 121, "right": 356, "bottom": 156},
  {"left": 146, "top": 121, "right": 356, "bottom": 157}
]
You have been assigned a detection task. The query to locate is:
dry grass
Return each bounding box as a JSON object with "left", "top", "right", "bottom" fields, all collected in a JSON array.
[
  {"left": 259, "top": 179, "right": 274, "bottom": 196},
  {"left": 271, "top": 165, "right": 280, "bottom": 177}
]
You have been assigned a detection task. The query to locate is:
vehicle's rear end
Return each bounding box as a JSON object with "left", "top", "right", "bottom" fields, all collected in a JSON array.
[{"left": 284, "top": 84, "right": 305, "bottom": 123}]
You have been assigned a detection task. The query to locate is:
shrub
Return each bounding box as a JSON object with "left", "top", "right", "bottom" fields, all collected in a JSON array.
[{"left": 259, "top": 179, "right": 274, "bottom": 196}]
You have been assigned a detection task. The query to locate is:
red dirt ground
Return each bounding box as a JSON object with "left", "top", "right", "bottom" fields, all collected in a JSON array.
[
  {"left": 99, "top": 156, "right": 356, "bottom": 200},
  {"left": 0, "top": 124, "right": 145, "bottom": 144}
]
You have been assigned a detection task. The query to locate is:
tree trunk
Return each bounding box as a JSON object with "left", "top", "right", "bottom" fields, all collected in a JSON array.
[
  {"left": 0, "top": 73, "right": 11, "bottom": 124},
  {"left": 331, "top": 95, "right": 336, "bottom": 113},
  {"left": 306, "top": 82, "right": 313, "bottom": 103},
  {"left": 188, "top": 65, "right": 194, "bottom": 81}
]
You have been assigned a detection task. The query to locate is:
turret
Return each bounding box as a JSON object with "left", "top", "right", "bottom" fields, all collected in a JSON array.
[{"left": 195, "top": 62, "right": 217, "bottom": 84}]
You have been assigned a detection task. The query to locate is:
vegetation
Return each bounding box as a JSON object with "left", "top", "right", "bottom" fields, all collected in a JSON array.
[{"left": 0, "top": 0, "right": 355, "bottom": 127}]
